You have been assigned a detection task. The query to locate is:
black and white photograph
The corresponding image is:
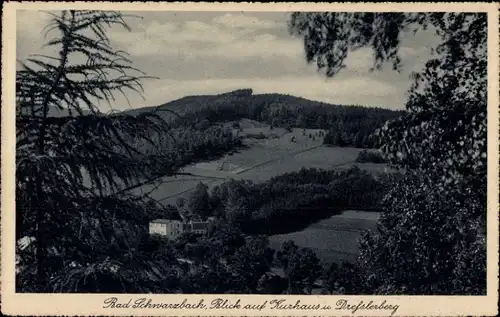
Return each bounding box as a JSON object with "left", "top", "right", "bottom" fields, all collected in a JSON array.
[{"left": 2, "top": 1, "right": 498, "bottom": 315}]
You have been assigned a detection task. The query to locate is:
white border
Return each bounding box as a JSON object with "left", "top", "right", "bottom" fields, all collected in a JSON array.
[{"left": 2, "top": 2, "right": 499, "bottom": 316}]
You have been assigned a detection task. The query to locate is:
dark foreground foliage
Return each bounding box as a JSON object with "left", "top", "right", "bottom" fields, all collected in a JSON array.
[{"left": 290, "top": 11, "right": 487, "bottom": 294}]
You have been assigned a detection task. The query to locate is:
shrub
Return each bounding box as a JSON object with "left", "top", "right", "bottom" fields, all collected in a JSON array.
[
  {"left": 355, "top": 150, "right": 387, "bottom": 164},
  {"left": 246, "top": 132, "right": 267, "bottom": 140}
]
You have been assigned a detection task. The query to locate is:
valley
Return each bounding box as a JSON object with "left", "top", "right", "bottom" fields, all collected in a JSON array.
[
  {"left": 125, "top": 118, "right": 390, "bottom": 264},
  {"left": 73, "top": 90, "right": 398, "bottom": 267}
]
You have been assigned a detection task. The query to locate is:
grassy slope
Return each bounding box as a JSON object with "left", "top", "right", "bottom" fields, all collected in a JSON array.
[{"left": 268, "top": 210, "right": 381, "bottom": 265}]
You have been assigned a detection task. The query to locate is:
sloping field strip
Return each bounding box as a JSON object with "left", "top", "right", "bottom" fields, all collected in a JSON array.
[
  {"left": 153, "top": 146, "right": 317, "bottom": 202},
  {"left": 156, "top": 178, "right": 223, "bottom": 203},
  {"left": 234, "top": 144, "right": 323, "bottom": 175},
  {"left": 268, "top": 227, "right": 363, "bottom": 264},
  {"left": 156, "top": 146, "right": 356, "bottom": 203},
  {"left": 123, "top": 129, "right": 325, "bottom": 201},
  {"left": 131, "top": 175, "right": 224, "bottom": 201},
  {"left": 155, "top": 144, "right": 324, "bottom": 202}
]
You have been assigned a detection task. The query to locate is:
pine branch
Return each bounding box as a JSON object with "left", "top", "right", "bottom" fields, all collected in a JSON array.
[{"left": 15, "top": 10, "right": 180, "bottom": 292}]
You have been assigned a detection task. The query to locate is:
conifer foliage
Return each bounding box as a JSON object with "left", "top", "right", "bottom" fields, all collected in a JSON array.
[{"left": 16, "top": 10, "right": 175, "bottom": 292}]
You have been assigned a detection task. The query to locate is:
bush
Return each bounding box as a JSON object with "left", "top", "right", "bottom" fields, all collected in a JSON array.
[
  {"left": 355, "top": 150, "right": 387, "bottom": 164},
  {"left": 246, "top": 132, "right": 267, "bottom": 140}
]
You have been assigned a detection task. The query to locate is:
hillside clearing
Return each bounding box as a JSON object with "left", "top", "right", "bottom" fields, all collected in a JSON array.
[
  {"left": 138, "top": 143, "right": 389, "bottom": 206},
  {"left": 269, "top": 210, "right": 381, "bottom": 265}
]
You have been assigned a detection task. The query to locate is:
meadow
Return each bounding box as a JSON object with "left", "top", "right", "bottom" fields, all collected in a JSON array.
[
  {"left": 135, "top": 123, "right": 364, "bottom": 203},
  {"left": 130, "top": 121, "right": 391, "bottom": 205},
  {"left": 268, "top": 210, "right": 381, "bottom": 265}
]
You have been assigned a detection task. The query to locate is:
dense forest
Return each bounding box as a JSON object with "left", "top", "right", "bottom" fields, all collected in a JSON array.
[
  {"left": 172, "top": 166, "right": 402, "bottom": 235},
  {"left": 355, "top": 150, "right": 388, "bottom": 164}
]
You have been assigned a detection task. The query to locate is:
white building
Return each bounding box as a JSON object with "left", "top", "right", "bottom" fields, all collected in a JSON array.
[
  {"left": 149, "top": 217, "right": 215, "bottom": 239},
  {"left": 149, "top": 219, "right": 184, "bottom": 239}
]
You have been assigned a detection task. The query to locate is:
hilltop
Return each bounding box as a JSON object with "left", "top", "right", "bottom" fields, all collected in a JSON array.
[{"left": 123, "top": 88, "right": 404, "bottom": 122}]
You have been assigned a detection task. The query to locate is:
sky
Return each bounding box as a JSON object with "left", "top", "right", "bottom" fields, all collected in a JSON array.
[{"left": 16, "top": 10, "right": 440, "bottom": 111}]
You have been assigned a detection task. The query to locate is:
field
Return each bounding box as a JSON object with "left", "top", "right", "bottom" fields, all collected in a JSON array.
[
  {"left": 269, "top": 210, "right": 381, "bottom": 265},
  {"left": 129, "top": 121, "right": 391, "bottom": 205}
]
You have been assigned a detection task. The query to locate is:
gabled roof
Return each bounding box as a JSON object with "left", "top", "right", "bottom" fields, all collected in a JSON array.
[
  {"left": 191, "top": 222, "right": 209, "bottom": 231},
  {"left": 150, "top": 210, "right": 184, "bottom": 223},
  {"left": 150, "top": 219, "right": 181, "bottom": 224}
]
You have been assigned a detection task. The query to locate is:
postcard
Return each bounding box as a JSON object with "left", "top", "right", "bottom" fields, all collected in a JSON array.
[{"left": 2, "top": 1, "right": 499, "bottom": 316}]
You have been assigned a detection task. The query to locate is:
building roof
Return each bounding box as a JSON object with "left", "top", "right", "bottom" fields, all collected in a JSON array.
[
  {"left": 150, "top": 219, "right": 182, "bottom": 224},
  {"left": 191, "top": 222, "right": 209, "bottom": 231}
]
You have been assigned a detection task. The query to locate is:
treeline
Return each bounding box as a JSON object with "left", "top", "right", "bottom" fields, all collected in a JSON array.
[
  {"left": 177, "top": 166, "right": 402, "bottom": 235},
  {"left": 355, "top": 150, "right": 388, "bottom": 164},
  {"left": 323, "top": 126, "right": 375, "bottom": 148},
  {"left": 129, "top": 124, "right": 243, "bottom": 180}
]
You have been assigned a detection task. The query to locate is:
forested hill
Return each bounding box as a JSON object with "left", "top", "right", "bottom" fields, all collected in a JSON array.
[
  {"left": 124, "top": 88, "right": 404, "bottom": 122},
  {"left": 123, "top": 88, "right": 405, "bottom": 148}
]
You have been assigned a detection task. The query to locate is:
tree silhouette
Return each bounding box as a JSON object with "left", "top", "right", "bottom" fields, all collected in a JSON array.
[
  {"left": 274, "top": 241, "right": 322, "bottom": 294},
  {"left": 16, "top": 10, "right": 179, "bottom": 292},
  {"left": 289, "top": 12, "right": 487, "bottom": 294},
  {"left": 187, "top": 182, "right": 211, "bottom": 220}
]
